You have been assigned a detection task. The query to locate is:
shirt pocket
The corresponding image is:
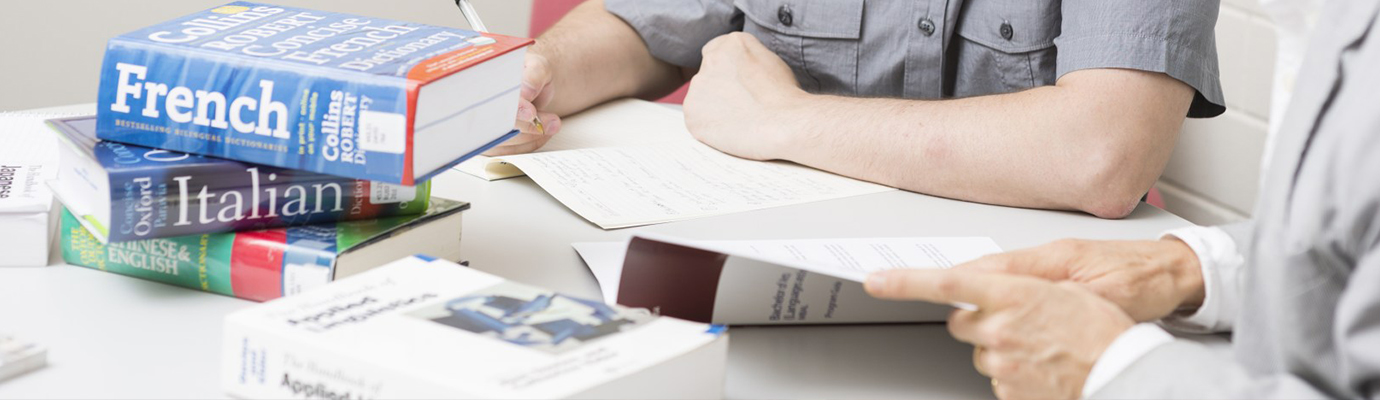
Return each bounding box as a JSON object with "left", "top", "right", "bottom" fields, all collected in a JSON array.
[
  {"left": 735, "top": 0, "right": 864, "bottom": 95},
  {"left": 953, "top": 1, "right": 1061, "bottom": 96}
]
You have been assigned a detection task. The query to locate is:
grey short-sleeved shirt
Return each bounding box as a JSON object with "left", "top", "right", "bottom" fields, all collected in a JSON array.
[{"left": 606, "top": 0, "right": 1226, "bottom": 118}]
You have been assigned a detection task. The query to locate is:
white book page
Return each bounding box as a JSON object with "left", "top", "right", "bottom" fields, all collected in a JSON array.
[
  {"left": 717, "top": 237, "right": 1002, "bottom": 275},
  {"left": 0, "top": 113, "right": 75, "bottom": 176},
  {"left": 453, "top": 99, "right": 690, "bottom": 180},
  {"left": 574, "top": 237, "right": 1002, "bottom": 304},
  {"left": 572, "top": 242, "right": 629, "bottom": 303},
  {"left": 504, "top": 140, "right": 896, "bottom": 229}
]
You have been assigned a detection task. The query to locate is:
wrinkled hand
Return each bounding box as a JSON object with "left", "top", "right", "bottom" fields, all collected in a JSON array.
[
  {"left": 684, "top": 32, "right": 805, "bottom": 161},
  {"left": 867, "top": 269, "right": 1134, "bottom": 400},
  {"left": 958, "top": 239, "right": 1205, "bottom": 322},
  {"left": 486, "top": 52, "right": 564, "bottom": 156}
]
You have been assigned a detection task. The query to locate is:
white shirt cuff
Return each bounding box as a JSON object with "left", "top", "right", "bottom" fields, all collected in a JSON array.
[
  {"left": 1158, "top": 226, "right": 1244, "bottom": 333},
  {"left": 1081, "top": 323, "right": 1175, "bottom": 398}
]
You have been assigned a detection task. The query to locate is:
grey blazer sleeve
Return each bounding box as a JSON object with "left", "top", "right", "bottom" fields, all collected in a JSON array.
[
  {"left": 1091, "top": 340, "right": 1335, "bottom": 399},
  {"left": 1092, "top": 250, "right": 1380, "bottom": 399}
]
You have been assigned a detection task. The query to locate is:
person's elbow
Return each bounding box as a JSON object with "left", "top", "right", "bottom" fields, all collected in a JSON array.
[
  {"left": 1069, "top": 141, "right": 1166, "bottom": 220},
  {"left": 1058, "top": 76, "right": 1189, "bottom": 219}
]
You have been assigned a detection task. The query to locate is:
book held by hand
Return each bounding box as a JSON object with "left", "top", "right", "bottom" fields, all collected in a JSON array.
[{"left": 575, "top": 234, "right": 1004, "bottom": 325}]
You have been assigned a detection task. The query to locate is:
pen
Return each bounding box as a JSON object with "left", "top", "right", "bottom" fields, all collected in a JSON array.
[{"left": 455, "top": 0, "right": 546, "bottom": 136}]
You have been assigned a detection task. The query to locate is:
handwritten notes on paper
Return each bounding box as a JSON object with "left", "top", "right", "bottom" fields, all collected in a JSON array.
[
  {"left": 453, "top": 99, "right": 690, "bottom": 180},
  {"left": 452, "top": 98, "right": 896, "bottom": 229},
  {"left": 501, "top": 140, "right": 895, "bottom": 229}
]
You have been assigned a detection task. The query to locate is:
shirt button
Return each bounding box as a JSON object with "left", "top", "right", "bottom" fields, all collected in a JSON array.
[
  {"left": 918, "top": 18, "right": 936, "bottom": 36},
  {"left": 1000, "top": 22, "right": 1014, "bottom": 40},
  {"left": 778, "top": 5, "right": 794, "bottom": 27}
]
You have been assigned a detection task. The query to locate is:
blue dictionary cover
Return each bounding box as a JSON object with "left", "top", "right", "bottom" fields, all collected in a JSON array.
[
  {"left": 96, "top": 2, "right": 532, "bottom": 185},
  {"left": 50, "top": 115, "right": 431, "bottom": 243}
]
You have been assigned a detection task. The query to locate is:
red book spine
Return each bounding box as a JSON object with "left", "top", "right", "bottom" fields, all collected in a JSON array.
[{"left": 230, "top": 230, "right": 288, "bottom": 302}]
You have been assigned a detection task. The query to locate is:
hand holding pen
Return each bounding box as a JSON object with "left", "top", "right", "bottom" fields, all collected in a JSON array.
[{"left": 456, "top": 0, "right": 561, "bottom": 156}]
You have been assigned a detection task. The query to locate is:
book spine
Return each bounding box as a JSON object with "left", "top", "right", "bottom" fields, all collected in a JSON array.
[
  {"left": 223, "top": 320, "right": 457, "bottom": 399},
  {"left": 59, "top": 208, "right": 338, "bottom": 302},
  {"left": 95, "top": 36, "right": 415, "bottom": 184},
  {"left": 103, "top": 160, "right": 430, "bottom": 242}
]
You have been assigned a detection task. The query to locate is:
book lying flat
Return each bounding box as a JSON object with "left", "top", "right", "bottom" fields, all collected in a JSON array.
[
  {"left": 96, "top": 2, "right": 531, "bottom": 185},
  {"left": 49, "top": 115, "right": 430, "bottom": 243},
  {"left": 223, "top": 255, "right": 728, "bottom": 399},
  {"left": 573, "top": 234, "right": 1004, "bottom": 325},
  {"left": 58, "top": 198, "right": 467, "bottom": 302}
]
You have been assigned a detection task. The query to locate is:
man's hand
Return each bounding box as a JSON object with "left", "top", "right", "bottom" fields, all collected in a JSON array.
[
  {"left": 959, "top": 239, "right": 1205, "bottom": 322},
  {"left": 486, "top": 53, "right": 565, "bottom": 156},
  {"left": 866, "top": 269, "right": 1135, "bottom": 400},
  {"left": 684, "top": 32, "right": 806, "bottom": 161}
]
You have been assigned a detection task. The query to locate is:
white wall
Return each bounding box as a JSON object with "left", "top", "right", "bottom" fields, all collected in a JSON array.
[
  {"left": 1158, "top": 0, "right": 1277, "bottom": 225},
  {"left": 0, "top": 0, "right": 533, "bottom": 111}
]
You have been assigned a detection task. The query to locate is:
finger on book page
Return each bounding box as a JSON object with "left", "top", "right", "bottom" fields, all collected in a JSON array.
[{"left": 865, "top": 269, "right": 1012, "bottom": 309}]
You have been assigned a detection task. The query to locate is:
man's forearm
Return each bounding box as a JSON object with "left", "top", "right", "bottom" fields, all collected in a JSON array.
[
  {"left": 768, "top": 69, "right": 1194, "bottom": 218},
  {"left": 531, "top": 0, "right": 688, "bottom": 116}
]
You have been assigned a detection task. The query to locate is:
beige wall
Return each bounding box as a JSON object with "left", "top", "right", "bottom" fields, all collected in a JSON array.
[
  {"left": 1157, "top": 0, "right": 1277, "bottom": 225},
  {"left": 0, "top": 0, "right": 533, "bottom": 111}
]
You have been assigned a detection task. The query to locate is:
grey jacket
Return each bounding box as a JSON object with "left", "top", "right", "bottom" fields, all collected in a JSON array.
[{"left": 1094, "top": 1, "right": 1380, "bottom": 398}]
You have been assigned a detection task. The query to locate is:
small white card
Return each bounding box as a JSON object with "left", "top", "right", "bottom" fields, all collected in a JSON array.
[
  {"left": 369, "top": 182, "right": 416, "bottom": 204},
  {"left": 357, "top": 110, "right": 407, "bottom": 154}
]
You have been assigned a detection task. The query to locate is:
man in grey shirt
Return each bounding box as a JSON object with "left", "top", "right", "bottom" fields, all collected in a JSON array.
[
  {"left": 865, "top": 0, "right": 1380, "bottom": 397},
  {"left": 491, "top": 0, "right": 1224, "bottom": 218}
]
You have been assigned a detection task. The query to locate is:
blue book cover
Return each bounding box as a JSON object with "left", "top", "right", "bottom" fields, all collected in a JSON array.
[
  {"left": 49, "top": 115, "right": 431, "bottom": 243},
  {"left": 96, "top": 2, "right": 532, "bottom": 185}
]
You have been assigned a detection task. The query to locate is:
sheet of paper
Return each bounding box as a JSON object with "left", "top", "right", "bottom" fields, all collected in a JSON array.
[
  {"left": 504, "top": 140, "right": 896, "bottom": 229},
  {"left": 454, "top": 99, "right": 690, "bottom": 180},
  {"left": 573, "top": 237, "right": 1003, "bottom": 303},
  {"left": 572, "top": 242, "right": 630, "bottom": 303}
]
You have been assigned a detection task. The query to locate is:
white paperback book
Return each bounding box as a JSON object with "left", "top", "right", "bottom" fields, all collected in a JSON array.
[
  {"left": 573, "top": 234, "right": 1004, "bottom": 325},
  {"left": 223, "top": 255, "right": 728, "bottom": 399},
  {"left": 0, "top": 113, "right": 74, "bottom": 267}
]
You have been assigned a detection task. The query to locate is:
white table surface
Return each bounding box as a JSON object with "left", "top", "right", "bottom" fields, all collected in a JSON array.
[{"left": 0, "top": 104, "right": 1225, "bottom": 399}]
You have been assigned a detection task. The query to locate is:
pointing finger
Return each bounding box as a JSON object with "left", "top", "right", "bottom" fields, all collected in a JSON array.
[{"left": 865, "top": 269, "right": 1015, "bottom": 309}]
